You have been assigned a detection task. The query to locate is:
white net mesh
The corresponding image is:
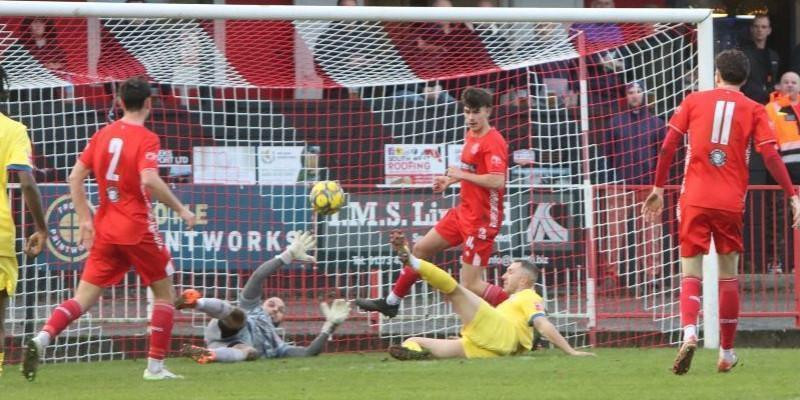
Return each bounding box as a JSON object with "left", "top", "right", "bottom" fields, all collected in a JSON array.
[{"left": 1, "top": 11, "right": 702, "bottom": 364}]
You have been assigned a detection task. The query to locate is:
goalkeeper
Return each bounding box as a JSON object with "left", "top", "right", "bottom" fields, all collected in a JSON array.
[{"left": 177, "top": 231, "right": 351, "bottom": 363}]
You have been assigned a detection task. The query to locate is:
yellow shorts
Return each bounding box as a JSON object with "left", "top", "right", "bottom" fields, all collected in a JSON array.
[
  {"left": 0, "top": 256, "right": 19, "bottom": 295},
  {"left": 460, "top": 301, "right": 518, "bottom": 359}
]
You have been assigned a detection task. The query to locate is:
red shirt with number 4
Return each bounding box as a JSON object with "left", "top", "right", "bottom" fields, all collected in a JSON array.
[
  {"left": 78, "top": 120, "right": 160, "bottom": 245},
  {"left": 668, "top": 88, "right": 777, "bottom": 213}
]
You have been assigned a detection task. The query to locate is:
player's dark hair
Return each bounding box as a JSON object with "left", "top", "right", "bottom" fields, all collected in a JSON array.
[
  {"left": 515, "top": 259, "right": 540, "bottom": 283},
  {"left": 118, "top": 77, "right": 151, "bottom": 111},
  {"left": 461, "top": 87, "right": 493, "bottom": 110},
  {"left": 0, "top": 65, "right": 8, "bottom": 101},
  {"left": 715, "top": 50, "right": 749, "bottom": 86}
]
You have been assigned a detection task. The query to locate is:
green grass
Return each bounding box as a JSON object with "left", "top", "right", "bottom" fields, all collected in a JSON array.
[{"left": 3, "top": 348, "right": 800, "bottom": 400}]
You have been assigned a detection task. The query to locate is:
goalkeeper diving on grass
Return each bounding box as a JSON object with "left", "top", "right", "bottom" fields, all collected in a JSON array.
[
  {"left": 177, "top": 231, "right": 351, "bottom": 363},
  {"left": 384, "top": 231, "right": 594, "bottom": 360}
]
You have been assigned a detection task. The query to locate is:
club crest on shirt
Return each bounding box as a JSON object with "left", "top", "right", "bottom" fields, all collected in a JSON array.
[
  {"left": 107, "top": 186, "right": 120, "bottom": 202},
  {"left": 709, "top": 148, "right": 727, "bottom": 167}
]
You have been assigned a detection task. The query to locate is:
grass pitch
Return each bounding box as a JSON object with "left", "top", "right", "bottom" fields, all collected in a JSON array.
[{"left": 2, "top": 348, "right": 799, "bottom": 400}]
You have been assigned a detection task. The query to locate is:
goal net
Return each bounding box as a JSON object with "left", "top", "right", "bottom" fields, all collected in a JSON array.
[{"left": 0, "top": 5, "right": 711, "bottom": 363}]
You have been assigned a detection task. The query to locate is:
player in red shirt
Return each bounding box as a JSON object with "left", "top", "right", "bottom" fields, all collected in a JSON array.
[
  {"left": 642, "top": 50, "right": 800, "bottom": 375},
  {"left": 22, "top": 77, "right": 196, "bottom": 381},
  {"left": 356, "top": 87, "right": 509, "bottom": 317}
]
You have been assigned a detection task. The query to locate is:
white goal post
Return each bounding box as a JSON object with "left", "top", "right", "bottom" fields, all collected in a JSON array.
[{"left": 0, "top": 1, "right": 719, "bottom": 362}]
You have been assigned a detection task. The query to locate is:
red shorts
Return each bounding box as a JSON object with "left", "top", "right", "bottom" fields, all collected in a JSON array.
[
  {"left": 679, "top": 205, "right": 743, "bottom": 258},
  {"left": 434, "top": 208, "right": 498, "bottom": 267},
  {"left": 82, "top": 233, "right": 174, "bottom": 287}
]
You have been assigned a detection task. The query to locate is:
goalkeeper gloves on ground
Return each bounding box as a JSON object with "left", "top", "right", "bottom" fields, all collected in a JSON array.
[{"left": 320, "top": 299, "right": 351, "bottom": 335}]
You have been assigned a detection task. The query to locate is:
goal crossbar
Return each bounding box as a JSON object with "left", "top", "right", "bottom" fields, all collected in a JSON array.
[{"left": 0, "top": 1, "right": 711, "bottom": 24}]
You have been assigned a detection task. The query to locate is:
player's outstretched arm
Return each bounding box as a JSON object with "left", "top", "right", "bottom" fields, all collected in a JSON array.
[
  {"left": 242, "top": 231, "right": 316, "bottom": 300},
  {"left": 140, "top": 169, "right": 196, "bottom": 229},
  {"left": 283, "top": 299, "right": 351, "bottom": 358},
  {"left": 532, "top": 316, "right": 595, "bottom": 357},
  {"left": 16, "top": 170, "right": 47, "bottom": 258}
]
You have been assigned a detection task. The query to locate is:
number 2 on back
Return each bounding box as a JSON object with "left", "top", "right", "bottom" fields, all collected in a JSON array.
[
  {"left": 106, "top": 137, "right": 123, "bottom": 181},
  {"left": 711, "top": 101, "right": 735, "bottom": 145}
]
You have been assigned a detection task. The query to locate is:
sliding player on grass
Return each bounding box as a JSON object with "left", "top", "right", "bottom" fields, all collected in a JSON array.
[
  {"left": 385, "top": 231, "right": 593, "bottom": 360},
  {"left": 357, "top": 87, "right": 510, "bottom": 317},
  {"left": 178, "top": 231, "right": 351, "bottom": 363},
  {"left": 642, "top": 49, "right": 800, "bottom": 375},
  {"left": 23, "top": 77, "right": 197, "bottom": 381}
]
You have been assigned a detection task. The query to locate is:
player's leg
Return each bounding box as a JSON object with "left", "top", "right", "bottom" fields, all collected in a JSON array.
[
  {"left": 144, "top": 277, "right": 180, "bottom": 380},
  {"left": 459, "top": 233, "right": 507, "bottom": 306},
  {"left": 355, "top": 215, "right": 456, "bottom": 317},
  {"left": 214, "top": 343, "right": 258, "bottom": 363},
  {"left": 389, "top": 337, "right": 465, "bottom": 360},
  {"left": 187, "top": 315, "right": 254, "bottom": 364},
  {"left": 672, "top": 206, "right": 710, "bottom": 375},
  {"left": 391, "top": 232, "right": 483, "bottom": 324},
  {"left": 127, "top": 237, "right": 182, "bottom": 380},
  {"left": 176, "top": 288, "right": 245, "bottom": 330},
  {"left": 0, "top": 256, "right": 20, "bottom": 376},
  {"left": 0, "top": 289, "right": 7, "bottom": 376},
  {"left": 717, "top": 252, "right": 740, "bottom": 372},
  {"left": 712, "top": 209, "right": 744, "bottom": 372},
  {"left": 388, "top": 227, "right": 451, "bottom": 301},
  {"left": 23, "top": 278, "right": 105, "bottom": 381}
]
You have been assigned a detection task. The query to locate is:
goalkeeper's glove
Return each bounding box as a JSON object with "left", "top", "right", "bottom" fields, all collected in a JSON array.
[
  {"left": 278, "top": 231, "right": 316, "bottom": 264},
  {"left": 320, "top": 299, "right": 351, "bottom": 335}
]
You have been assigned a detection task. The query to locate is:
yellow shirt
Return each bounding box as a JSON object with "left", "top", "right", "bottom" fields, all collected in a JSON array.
[
  {"left": 496, "top": 288, "right": 546, "bottom": 352},
  {"left": 0, "top": 113, "right": 33, "bottom": 257}
]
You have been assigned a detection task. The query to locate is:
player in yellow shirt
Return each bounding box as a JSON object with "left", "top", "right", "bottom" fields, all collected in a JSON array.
[
  {"left": 385, "top": 231, "right": 594, "bottom": 360},
  {"left": 0, "top": 67, "right": 48, "bottom": 376}
]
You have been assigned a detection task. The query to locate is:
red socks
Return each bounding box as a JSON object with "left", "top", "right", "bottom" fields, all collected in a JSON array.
[
  {"left": 481, "top": 284, "right": 510, "bottom": 306},
  {"left": 43, "top": 299, "right": 83, "bottom": 338},
  {"left": 391, "top": 266, "right": 420, "bottom": 298},
  {"left": 679, "top": 277, "right": 702, "bottom": 330},
  {"left": 148, "top": 300, "right": 175, "bottom": 360},
  {"left": 719, "top": 278, "right": 740, "bottom": 350}
]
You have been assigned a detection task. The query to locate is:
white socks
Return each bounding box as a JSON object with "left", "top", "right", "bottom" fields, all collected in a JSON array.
[
  {"left": 407, "top": 254, "right": 421, "bottom": 270},
  {"left": 386, "top": 292, "right": 401, "bottom": 306},
  {"left": 147, "top": 357, "right": 164, "bottom": 373},
  {"left": 34, "top": 331, "right": 51, "bottom": 348},
  {"left": 683, "top": 325, "right": 697, "bottom": 341},
  {"left": 720, "top": 348, "right": 736, "bottom": 361},
  {"left": 195, "top": 298, "right": 234, "bottom": 320}
]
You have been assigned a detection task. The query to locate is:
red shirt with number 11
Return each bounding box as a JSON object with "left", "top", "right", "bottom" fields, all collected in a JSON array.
[{"left": 668, "top": 88, "right": 777, "bottom": 213}]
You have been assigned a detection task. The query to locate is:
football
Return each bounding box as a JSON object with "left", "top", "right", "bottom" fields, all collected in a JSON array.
[{"left": 309, "top": 180, "right": 346, "bottom": 215}]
